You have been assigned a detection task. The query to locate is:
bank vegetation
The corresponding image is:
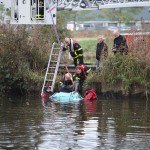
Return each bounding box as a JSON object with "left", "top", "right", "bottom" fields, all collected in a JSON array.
[
  {"left": 0, "top": 20, "right": 150, "bottom": 98},
  {"left": 83, "top": 30, "right": 150, "bottom": 98}
]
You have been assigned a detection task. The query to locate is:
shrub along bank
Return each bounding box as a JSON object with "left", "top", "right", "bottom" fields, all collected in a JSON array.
[
  {"left": 0, "top": 25, "right": 149, "bottom": 98},
  {"left": 84, "top": 54, "right": 150, "bottom": 98},
  {"left": 0, "top": 24, "right": 69, "bottom": 95}
]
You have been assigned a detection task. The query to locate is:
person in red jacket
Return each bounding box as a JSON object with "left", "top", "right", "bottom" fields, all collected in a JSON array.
[{"left": 62, "top": 37, "right": 84, "bottom": 67}]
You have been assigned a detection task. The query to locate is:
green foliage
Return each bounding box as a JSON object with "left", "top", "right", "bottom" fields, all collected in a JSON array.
[
  {"left": 100, "top": 8, "right": 143, "bottom": 24},
  {"left": 85, "top": 54, "right": 150, "bottom": 95},
  {"left": 0, "top": 26, "right": 42, "bottom": 93},
  {"left": 59, "top": 8, "right": 143, "bottom": 25},
  {"left": 0, "top": 19, "right": 69, "bottom": 94},
  {"left": 78, "top": 38, "right": 97, "bottom": 54},
  {"left": 59, "top": 10, "right": 95, "bottom": 23}
]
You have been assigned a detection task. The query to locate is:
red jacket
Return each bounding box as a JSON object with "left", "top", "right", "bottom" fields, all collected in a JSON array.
[{"left": 84, "top": 89, "right": 97, "bottom": 101}]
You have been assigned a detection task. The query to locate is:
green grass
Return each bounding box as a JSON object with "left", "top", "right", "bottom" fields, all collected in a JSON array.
[{"left": 77, "top": 38, "right": 97, "bottom": 54}]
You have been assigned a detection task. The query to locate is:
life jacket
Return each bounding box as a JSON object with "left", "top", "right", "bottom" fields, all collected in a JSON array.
[
  {"left": 41, "top": 91, "right": 53, "bottom": 103},
  {"left": 41, "top": 92, "right": 47, "bottom": 100},
  {"left": 83, "top": 89, "right": 97, "bottom": 102}
]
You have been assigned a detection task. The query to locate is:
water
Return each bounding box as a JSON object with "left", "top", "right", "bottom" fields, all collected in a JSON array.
[{"left": 0, "top": 95, "right": 150, "bottom": 150}]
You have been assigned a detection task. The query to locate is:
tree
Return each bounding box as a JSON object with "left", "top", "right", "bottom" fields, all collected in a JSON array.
[
  {"left": 58, "top": 8, "right": 143, "bottom": 28},
  {"left": 58, "top": 10, "right": 101, "bottom": 30},
  {"left": 100, "top": 8, "right": 143, "bottom": 26}
]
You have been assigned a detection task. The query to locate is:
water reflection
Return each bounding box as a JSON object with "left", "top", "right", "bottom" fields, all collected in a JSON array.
[{"left": 0, "top": 96, "right": 150, "bottom": 150}]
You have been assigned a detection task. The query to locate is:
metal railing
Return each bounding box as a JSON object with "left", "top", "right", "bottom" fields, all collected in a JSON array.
[{"left": 51, "top": 0, "right": 150, "bottom": 10}]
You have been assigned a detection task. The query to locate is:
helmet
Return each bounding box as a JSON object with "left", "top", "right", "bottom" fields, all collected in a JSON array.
[
  {"left": 77, "top": 64, "right": 85, "bottom": 72},
  {"left": 65, "top": 73, "right": 72, "bottom": 80}
]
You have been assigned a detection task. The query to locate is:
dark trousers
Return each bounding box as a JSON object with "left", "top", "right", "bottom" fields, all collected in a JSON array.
[{"left": 74, "top": 56, "right": 84, "bottom": 67}]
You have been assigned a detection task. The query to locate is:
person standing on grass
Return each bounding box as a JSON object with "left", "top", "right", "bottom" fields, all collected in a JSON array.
[
  {"left": 112, "top": 30, "right": 128, "bottom": 55},
  {"left": 96, "top": 35, "right": 108, "bottom": 69},
  {"left": 62, "top": 37, "right": 84, "bottom": 67}
]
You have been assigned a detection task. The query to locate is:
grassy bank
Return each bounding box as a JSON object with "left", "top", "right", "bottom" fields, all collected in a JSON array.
[{"left": 71, "top": 30, "right": 114, "bottom": 63}]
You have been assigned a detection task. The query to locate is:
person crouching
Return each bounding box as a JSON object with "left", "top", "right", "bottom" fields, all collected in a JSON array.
[
  {"left": 59, "top": 73, "right": 74, "bottom": 92},
  {"left": 73, "top": 64, "right": 91, "bottom": 94}
]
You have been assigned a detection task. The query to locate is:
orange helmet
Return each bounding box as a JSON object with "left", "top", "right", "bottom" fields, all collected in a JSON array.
[
  {"left": 77, "top": 64, "right": 85, "bottom": 72},
  {"left": 75, "top": 64, "right": 85, "bottom": 74}
]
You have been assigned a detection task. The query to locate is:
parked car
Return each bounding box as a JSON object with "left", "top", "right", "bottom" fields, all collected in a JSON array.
[
  {"left": 119, "top": 26, "right": 131, "bottom": 31},
  {"left": 106, "top": 26, "right": 119, "bottom": 31},
  {"left": 76, "top": 24, "right": 96, "bottom": 30}
]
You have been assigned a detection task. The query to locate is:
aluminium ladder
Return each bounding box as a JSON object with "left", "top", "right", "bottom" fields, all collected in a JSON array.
[{"left": 41, "top": 42, "right": 62, "bottom": 94}]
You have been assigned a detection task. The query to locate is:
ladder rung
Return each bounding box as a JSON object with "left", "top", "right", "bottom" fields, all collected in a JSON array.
[
  {"left": 41, "top": 43, "right": 62, "bottom": 93},
  {"left": 52, "top": 54, "right": 59, "bottom": 56},
  {"left": 51, "top": 61, "right": 57, "bottom": 63},
  {"left": 53, "top": 48, "right": 60, "bottom": 50},
  {"left": 44, "top": 85, "right": 52, "bottom": 87},
  {"left": 46, "top": 79, "right": 53, "bottom": 82}
]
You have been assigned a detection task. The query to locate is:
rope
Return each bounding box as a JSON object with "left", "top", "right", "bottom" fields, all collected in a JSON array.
[
  {"left": 49, "top": 5, "right": 61, "bottom": 50},
  {"left": 49, "top": 4, "right": 74, "bottom": 88}
]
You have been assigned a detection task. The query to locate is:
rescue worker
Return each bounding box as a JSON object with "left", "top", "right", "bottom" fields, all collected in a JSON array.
[
  {"left": 112, "top": 30, "right": 128, "bottom": 55},
  {"left": 96, "top": 35, "right": 108, "bottom": 69},
  {"left": 73, "top": 64, "right": 91, "bottom": 94},
  {"left": 62, "top": 37, "right": 84, "bottom": 67},
  {"left": 36, "top": 0, "right": 44, "bottom": 20},
  {"left": 59, "top": 73, "right": 74, "bottom": 92}
]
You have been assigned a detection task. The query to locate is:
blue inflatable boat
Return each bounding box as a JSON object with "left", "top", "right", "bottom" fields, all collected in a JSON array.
[{"left": 50, "top": 91, "right": 83, "bottom": 103}]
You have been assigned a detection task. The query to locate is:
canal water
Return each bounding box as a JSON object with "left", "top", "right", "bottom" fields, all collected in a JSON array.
[{"left": 0, "top": 95, "right": 150, "bottom": 150}]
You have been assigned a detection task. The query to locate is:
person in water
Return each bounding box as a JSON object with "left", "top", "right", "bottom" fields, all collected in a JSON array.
[
  {"left": 41, "top": 86, "right": 53, "bottom": 106},
  {"left": 59, "top": 73, "right": 74, "bottom": 92}
]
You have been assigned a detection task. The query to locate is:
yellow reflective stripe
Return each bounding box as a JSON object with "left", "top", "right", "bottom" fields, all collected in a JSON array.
[
  {"left": 76, "top": 77, "right": 80, "bottom": 80},
  {"left": 73, "top": 54, "right": 83, "bottom": 58},
  {"left": 86, "top": 68, "right": 91, "bottom": 73},
  {"left": 77, "top": 48, "right": 82, "bottom": 51},
  {"left": 59, "top": 82, "right": 63, "bottom": 85},
  {"left": 36, "top": 15, "right": 44, "bottom": 17},
  {"left": 74, "top": 51, "right": 77, "bottom": 55}
]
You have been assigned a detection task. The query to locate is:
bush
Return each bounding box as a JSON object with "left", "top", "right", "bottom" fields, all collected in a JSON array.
[
  {"left": 84, "top": 54, "right": 150, "bottom": 95},
  {"left": 0, "top": 22, "right": 69, "bottom": 94}
]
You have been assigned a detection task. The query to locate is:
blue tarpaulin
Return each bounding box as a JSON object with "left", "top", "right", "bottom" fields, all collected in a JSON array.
[{"left": 50, "top": 91, "right": 83, "bottom": 103}]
